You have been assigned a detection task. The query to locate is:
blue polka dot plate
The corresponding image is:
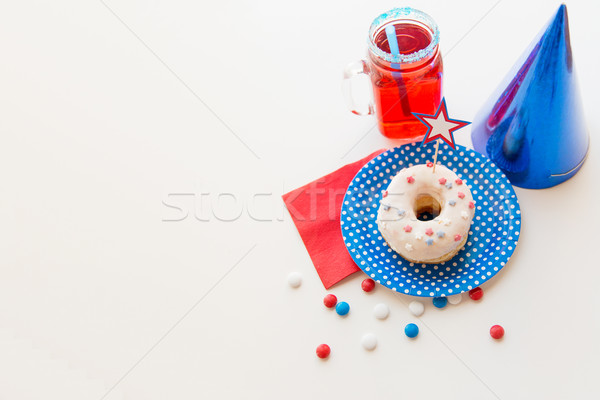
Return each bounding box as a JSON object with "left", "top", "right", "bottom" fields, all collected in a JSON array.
[{"left": 340, "top": 143, "right": 521, "bottom": 297}]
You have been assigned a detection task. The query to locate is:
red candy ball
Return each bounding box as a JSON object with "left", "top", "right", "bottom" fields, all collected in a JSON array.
[
  {"left": 316, "top": 344, "right": 330, "bottom": 359},
  {"left": 469, "top": 287, "right": 484, "bottom": 301},
  {"left": 361, "top": 278, "right": 375, "bottom": 292},
  {"left": 323, "top": 294, "right": 337, "bottom": 308},
  {"left": 490, "top": 325, "right": 505, "bottom": 339}
]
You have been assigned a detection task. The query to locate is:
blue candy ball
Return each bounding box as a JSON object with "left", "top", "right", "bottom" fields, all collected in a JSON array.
[
  {"left": 336, "top": 301, "right": 350, "bottom": 316},
  {"left": 432, "top": 296, "right": 448, "bottom": 308},
  {"left": 405, "top": 323, "right": 419, "bottom": 338}
]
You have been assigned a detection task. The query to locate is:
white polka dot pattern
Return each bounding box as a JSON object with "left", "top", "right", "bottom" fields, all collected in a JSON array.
[{"left": 340, "top": 143, "right": 521, "bottom": 298}]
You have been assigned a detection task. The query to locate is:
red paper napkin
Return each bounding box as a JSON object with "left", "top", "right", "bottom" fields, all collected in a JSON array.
[{"left": 282, "top": 150, "right": 385, "bottom": 289}]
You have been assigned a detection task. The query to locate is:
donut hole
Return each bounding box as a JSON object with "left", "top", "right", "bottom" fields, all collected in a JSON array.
[{"left": 414, "top": 193, "right": 442, "bottom": 221}]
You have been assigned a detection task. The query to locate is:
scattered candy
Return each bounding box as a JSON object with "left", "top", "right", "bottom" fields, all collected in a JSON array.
[
  {"left": 445, "top": 182, "right": 453, "bottom": 189},
  {"left": 403, "top": 225, "right": 413, "bottom": 233},
  {"left": 425, "top": 228, "right": 434, "bottom": 236},
  {"left": 469, "top": 201, "right": 475, "bottom": 209},
  {"left": 448, "top": 200, "right": 456, "bottom": 206},
  {"left": 438, "top": 177, "right": 447, "bottom": 185},
  {"left": 469, "top": 287, "right": 484, "bottom": 301},
  {"left": 361, "top": 278, "right": 375, "bottom": 292},
  {"left": 425, "top": 238, "right": 434, "bottom": 246},
  {"left": 437, "top": 231, "right": 445, "bottom": 238},
  {"left": 323, "top": 294, "right": 337, "bottom": 308},
  {"left": 407, "top": 176, "right": 415, "bottom": 184},
  {"left": 405, "top": 323, "right": 419, "bottom": 338},
  {"left": 490, "top": 325, "right": 505, "bottom": 339},
  {"left": 408, "top": 301, "right": 424, "bottom": 316},
  {"left": 336, "top": 301, "right": 350, "bottom": 316},
  {"left": 316, "top": 344, "right": 330, "bottom": 359},
  {"left": 460, "top": 211, "right": 469, "bottom": 219},
  {"left": 426, "top": 161, "right": 433, "bottom": 167},
  {"left": 455, "top": 179, "right": 463, "bottom": 185},
  {"left": 458, "top": 192, "right": 465, "bottom": 199},
  {"left": 447, "top": 293, "right": 462, "bottom": 305},
  {"left": 432, "top": 297, "right": 447, "bottom": 308},
  {"left": 382, "top": 190, "right": 388, "bottom": 198},
  {"left": 454, "top": 234, "right": 462, "bottom": 242},
  {"left": 287, "top": 272, "right": 302, "bottom": 288},
  {"left": 397, "top": 209, "right": 406, "bottom": 216},
  {"left": 373, "top": 303, "right": 390, "bottom": 320},
  {"left": 361, "top": 333, "right": 378, "bottom": 350}
]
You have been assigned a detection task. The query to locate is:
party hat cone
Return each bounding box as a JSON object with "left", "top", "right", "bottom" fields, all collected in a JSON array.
[{"left": 471, "top": 4, "right": 588, "bottom": 189}]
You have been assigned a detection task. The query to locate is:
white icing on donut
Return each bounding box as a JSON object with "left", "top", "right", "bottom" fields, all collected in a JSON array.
[{"left": 376, "top": 164, "right": 475, "bottom": 263}]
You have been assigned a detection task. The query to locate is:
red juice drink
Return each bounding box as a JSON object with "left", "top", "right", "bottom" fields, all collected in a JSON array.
[{"left": 344, "top": 8, "right": 443, "bottom": 142}]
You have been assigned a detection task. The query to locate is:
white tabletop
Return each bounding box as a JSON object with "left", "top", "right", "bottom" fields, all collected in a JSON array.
[{"left": 1, "top": 0, "right": 599, "bottom": 399}]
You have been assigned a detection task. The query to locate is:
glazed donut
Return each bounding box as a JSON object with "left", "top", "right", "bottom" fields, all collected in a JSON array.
[{"left": 376, "top": 163, "right": 475, "bottom": 263}]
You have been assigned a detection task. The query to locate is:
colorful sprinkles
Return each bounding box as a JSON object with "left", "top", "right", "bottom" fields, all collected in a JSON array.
[
  {"left": 379, "top": 200, "right": 406, "bottom": 221},
  {"left": 375, "top": 164, "right": 478, "bottom": 261}
]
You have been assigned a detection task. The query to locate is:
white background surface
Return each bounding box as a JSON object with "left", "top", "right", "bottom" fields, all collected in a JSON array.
[{"left": 0, "top": 0, "right": 599, "bottom": 399}]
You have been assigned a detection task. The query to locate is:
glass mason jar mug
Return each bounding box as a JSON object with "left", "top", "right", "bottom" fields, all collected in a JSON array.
[{"left": 343, "top": 8, "right": 443, "bottom": 142}]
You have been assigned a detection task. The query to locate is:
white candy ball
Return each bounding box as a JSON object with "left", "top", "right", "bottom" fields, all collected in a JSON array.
[
  {"left": 408, "top": 301, "right": 425, "bottom": 317},
  {"left": 373, "top": 303, "right": 390, "bottom": 320},
  {"left": 361, "top": 333, "right": 378, "bottom": 351},
  {"left": 447, "top": 293, "right": 462, "bottom": 305},
  {"left": 287, "top": 272, "right": 302, "bottom": 288}
]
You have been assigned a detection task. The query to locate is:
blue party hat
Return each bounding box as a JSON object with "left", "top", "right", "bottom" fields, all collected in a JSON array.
[{"left": 471, "top": 4, "right": 588, "bottom": 189}]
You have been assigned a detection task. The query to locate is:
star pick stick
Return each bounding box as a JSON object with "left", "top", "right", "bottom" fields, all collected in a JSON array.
[
  {"left": 432, "top": 140, "right": 440, "bottom": 172},
  {"left": 413, "top": 98, "right": 471, "bottom": 172}
]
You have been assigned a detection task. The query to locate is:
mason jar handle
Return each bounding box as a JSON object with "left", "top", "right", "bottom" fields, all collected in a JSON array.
[{"left": 342, "top": 60, "right": 374, "bottom": 116}]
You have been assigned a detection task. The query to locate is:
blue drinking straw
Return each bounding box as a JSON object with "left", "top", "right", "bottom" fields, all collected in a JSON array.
[
  {"left": 385, "top": 24, "right": 411, "bottom": 115},
  {"left": 386, "top": 24, "right": 401, "bottom": 55}
]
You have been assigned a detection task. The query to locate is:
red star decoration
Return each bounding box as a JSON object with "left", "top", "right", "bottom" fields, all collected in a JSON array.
[{"left": 412, "top": 98, "right": 471, "bottom": 150}]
